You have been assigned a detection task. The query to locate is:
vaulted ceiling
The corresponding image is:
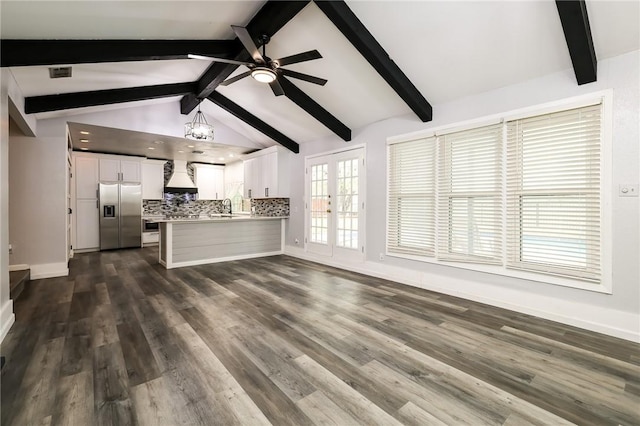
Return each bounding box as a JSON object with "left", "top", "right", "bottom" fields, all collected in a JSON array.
[{"left": 1, "top": 1, "right": 638, "bottom": 158}]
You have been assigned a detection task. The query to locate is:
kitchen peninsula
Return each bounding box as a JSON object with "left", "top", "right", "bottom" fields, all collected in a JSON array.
[{"left": 156, "top": 215, "right": 286, "bottom": 269}]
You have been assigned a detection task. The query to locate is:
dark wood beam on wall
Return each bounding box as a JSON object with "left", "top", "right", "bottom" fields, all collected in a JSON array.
[
  {"left": 1, "top": 40, "right": 239, "bottom": 67},
  {"left": 279, "top": 77, "right": 351, "bottom": 141},
  {"left": 25, "top": 82, "right": 197, "bottom": 114},
  {"left": 208, "top": 92, "right": 300, "bottom": 154},
  {"left": 555, "top": 0, "right": 597, "bottom": 85},
  {"left": 314, "top": 0, "right": 432, "bottom": 122},
  {"left": 181, "top": 0, "right": 310, "bottom": 114}
]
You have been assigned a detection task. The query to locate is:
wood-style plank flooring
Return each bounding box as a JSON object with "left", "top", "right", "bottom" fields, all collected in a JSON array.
[{"left": 1, "top": 248, "right": 639, "bottom": 425}]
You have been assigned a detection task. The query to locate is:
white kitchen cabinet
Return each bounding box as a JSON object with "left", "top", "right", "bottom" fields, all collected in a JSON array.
[
  {"left": 121, "top": 160, "right": 141, "bottom": 182},
  {"left": 142, "top": 160, "right": 165, "bottom": 200},
  {"left": 99, "top": 158, "right": 141, "bottom": 182},
  {"left": 194, "top": 164, "right": 225, "bottom": 200},
  {"left": 74, "top": 156, "right": 99, "bottom": 199},
  {"left": 74, "top": 153, "right": 100, "bottom": 251},
  {"left": 261, "top": 151, "right": 278, "bottom": 198},
  {"left": 243, "top": 146, "right": 290, "bottom": 198},
  {"left": 76, "top": 199, "right": 99, "bottom": 250},
  {"left": 243, "top": 157, "right": 260, "bottom": 199}
]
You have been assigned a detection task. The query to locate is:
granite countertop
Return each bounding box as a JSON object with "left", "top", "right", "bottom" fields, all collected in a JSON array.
[{"left": 150, "top": 215, "right": 289, "bottom": 223}]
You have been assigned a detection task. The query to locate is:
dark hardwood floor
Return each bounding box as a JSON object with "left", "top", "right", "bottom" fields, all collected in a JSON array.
[{"left": 1, "top": 247, "right": 639, "bottom": 425}]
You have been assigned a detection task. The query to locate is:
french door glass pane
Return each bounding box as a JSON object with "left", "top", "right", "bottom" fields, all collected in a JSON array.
[
  {"left": 336, "top": 158, "right": 359, "bottom": 249},
  {"left": 310, "top": 164, "right": 329, "bottom": 244}
]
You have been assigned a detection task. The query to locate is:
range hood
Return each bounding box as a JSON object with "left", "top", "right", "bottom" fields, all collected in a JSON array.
[{"left": 164, "top": 160, "right": 198, "bottom": 194}]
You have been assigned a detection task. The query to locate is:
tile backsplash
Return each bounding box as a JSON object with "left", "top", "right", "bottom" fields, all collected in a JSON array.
[
  {"left": 144, "top": 196, "right": 290, "bottom": 217},
  {"left": 143, "top": 196, "right": 223, "bottom": 216},
  {"left": 251, "top": 198, "right": 289, "bottom": 217}
]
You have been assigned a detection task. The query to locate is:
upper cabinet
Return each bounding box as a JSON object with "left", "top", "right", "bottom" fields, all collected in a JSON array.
[
  {"left": 99, "top": 158, "right": 141, "bottom": 182},
  {"left": 142, "top": 160, "right": 166, "bottom": 200},
  {"left": 194, "top": 164, "right": 225, "bottom": 200},
  {"left": 243, "top": 146, "right": 290, "bottom": 199}
]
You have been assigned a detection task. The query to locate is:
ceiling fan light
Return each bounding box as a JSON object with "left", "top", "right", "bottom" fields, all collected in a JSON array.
[
  {"left": 185, "top": 104, "right": 214, "bottom": 141},
  {"left": 251, "top": 67, "right": 277, "bottom": 84}
]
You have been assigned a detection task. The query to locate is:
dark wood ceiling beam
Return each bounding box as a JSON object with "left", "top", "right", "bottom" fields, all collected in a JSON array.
[
  {"left": 555, "top": 0, "right": 597, "bottom": 85},
  {"left": 208, "top": 92, "right": 299, "bottom": 153},
  {"left": 314, "top": 0, "right": 432, "bottom": 122},
  {"left": 181, "top": 0, "right": 311, "bottom": 114},
  {"left": 279, "top": 77, "right": 351, "bottom": 141},
  {"left": 1, "top": 40, "right": 240, "bottom": 67},
  {"left": 25, "top": 82, "right": 197, "bottom": 114}
]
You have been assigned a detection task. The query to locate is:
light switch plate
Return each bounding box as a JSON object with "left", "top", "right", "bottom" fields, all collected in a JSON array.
[{"left": 619, "top": 184, "right": 639, "bottom": 197}]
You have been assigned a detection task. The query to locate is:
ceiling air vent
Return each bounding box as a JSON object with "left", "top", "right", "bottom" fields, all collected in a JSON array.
[{"left": 48, "top": 67, "right": 72, "bottom": 79}]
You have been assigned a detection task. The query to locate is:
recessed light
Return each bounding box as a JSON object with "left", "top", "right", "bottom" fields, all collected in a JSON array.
[
  {"left": 229, "top": 154, "right": 234, "bottom": 158},
  {"left": 178, "top": 150, "right": 184, "bottom": 153},
  {"left": 80, "top": 131, "right": 90, "bottom": 135},
  {"left": 153, "top": 140, "right": 164, "bottom": 145},
  {"left": 80, "top": 147, "right": 89, "bottom": 151},
  {"left": 80, "top": 139, "right": 89, "bottom": 143},
  {"left": 148, "top": 147, "right": 155, "bottom": 150},
  {"left": 219, "top": 157, "right": 225, "bottom": 161},
  {"left": 187, "top": 145, "right": 195, "bottom": 148}
]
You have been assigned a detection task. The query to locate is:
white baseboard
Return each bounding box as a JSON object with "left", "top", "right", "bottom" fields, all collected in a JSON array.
[
  {"left": 30, "top": 262, "right": 69, "bottom": 280},
  {"left": 166, "top": 251, "right": 284, "bottom": 269},
  {"left": 284, "top": 246, "right": 640, "bottom": 343},
  {"left": 8, "top": 264, "right": 29, "bottom": 272},
  {"left": 0, "top": 299, "right": 15, "bottom": 344}
]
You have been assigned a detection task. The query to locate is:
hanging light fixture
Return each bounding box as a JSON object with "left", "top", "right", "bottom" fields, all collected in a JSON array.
[{"left": 184, "top": 101, "right": 214, "bottom": 141}]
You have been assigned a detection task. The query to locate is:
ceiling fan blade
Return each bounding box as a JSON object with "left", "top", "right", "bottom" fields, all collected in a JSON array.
[
  {"left": 187, "top": 54, "right": 253, "bottom": 67},
  {"left": 274, "top": 50, "right": 322, "bottom": 67},
  {"left": 279, "top": 68, "right": 327, "bottom": 86},
  {"left": 220, "top": 71, "right": 253, "bottom": 86},
  {"left": 269, "top": 79, "right": 286, "bottom": 97},
  {"left": 231, "top": 25, "right": 265, "bottom": 64}
]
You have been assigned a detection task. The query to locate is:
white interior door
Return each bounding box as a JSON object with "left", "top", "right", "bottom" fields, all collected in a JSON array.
[{"left": 305, "top": 148, "right": 365, "bottom": 261}]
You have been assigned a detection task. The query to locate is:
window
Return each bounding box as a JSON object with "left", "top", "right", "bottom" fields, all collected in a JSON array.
[
  {"left": 387, "top": 98, "right": 605, "bottom": 287},
  {"left": 387, "top": 137, "right": 436, "bottom": 256},
  {"left": 438, "top": 124, "right": 503, "bottom": 264},
  {"left": 506, "top": 104, "right": 602, "bottom": 283}
]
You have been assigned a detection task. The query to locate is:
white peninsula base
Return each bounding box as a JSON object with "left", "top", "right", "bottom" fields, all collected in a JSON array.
[{"left": 158, "top": 217, "right": 285, "bottom": 269}]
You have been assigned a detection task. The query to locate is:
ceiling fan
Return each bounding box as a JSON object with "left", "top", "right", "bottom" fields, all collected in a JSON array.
[{"left": 188, "top": 25, "right": 327, "bottom": 97}]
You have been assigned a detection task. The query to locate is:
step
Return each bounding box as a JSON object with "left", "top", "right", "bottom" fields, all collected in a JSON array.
[{"left": 9, "top": 269, "right": 29, "bottom": 302}]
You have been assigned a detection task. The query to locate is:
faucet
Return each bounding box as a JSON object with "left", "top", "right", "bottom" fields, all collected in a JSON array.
[{"left": 222, "top": 198, "right": 232, "bottom": 215}]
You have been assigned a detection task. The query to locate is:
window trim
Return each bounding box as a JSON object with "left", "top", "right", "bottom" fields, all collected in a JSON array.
[{"left": 386, "top": 91, "right": 613, "bottom": 294}]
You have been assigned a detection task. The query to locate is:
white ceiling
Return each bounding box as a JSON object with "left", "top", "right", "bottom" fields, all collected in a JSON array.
[{"left": 2, "top": 0, "right": 639, "bottom": 159}]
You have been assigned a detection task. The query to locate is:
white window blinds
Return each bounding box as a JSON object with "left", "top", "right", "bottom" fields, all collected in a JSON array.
[
  {"left": 506, "top": 103, "right": 602, "bottom": 283},
  {"left": 387, "top": 137, "right": 436, "bottom": 256},
  {"left": 437, "top": 124, "right": 503, "bottom": 264}
]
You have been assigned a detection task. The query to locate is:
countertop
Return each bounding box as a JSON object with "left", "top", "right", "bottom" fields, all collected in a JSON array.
[{"left": 150, "top": 215, "right": 289, "bottom": 223}]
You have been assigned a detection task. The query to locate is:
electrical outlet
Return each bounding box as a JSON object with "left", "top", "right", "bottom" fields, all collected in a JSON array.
[
  {"left": 619, "top": 184, "right": 639, "bottom": 197},
  {"left": 8, "top": 244, "right": 12, "bottom": 254},
  {"left": 379, "top": 253, "right": 385, "bottom": 261},
  {"left": 295, "top": 238, "right": 299, "bottom": 245}
]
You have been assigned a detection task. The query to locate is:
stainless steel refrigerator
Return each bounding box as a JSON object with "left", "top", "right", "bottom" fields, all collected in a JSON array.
[{"left": 99, "top": 182, "right": 142, "bottom": 250}]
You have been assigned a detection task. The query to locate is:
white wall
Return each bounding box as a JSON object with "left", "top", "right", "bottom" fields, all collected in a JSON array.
[
  {"left": 285, "top": 50, "right": 640, "bottom": 342},
  {"left": 9, "top": 122, "right": 68, "bottom": 278},
  {"left": 1, "top": 70, "right": 14, "bottom": 342}
]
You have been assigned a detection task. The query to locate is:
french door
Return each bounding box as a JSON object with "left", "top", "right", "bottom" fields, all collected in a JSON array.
[{"left": 305, "top": 148, "right": 365, "bottom": 261}]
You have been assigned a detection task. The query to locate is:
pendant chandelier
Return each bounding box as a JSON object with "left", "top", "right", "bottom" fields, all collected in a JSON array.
[{"left": 184, "top": 101, "right": 214, "bottom": 141}]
